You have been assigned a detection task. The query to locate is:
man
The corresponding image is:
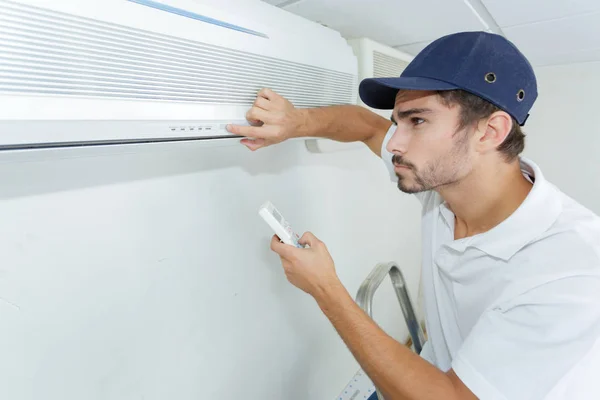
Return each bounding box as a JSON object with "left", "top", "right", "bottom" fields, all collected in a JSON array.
[{"left": 228, "top": 31, "right": 600, "bottom": 399}]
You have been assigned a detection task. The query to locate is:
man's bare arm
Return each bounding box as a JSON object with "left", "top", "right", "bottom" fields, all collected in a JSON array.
[{"left": 227, "top": 88, "right": 392, "bottom": 156}]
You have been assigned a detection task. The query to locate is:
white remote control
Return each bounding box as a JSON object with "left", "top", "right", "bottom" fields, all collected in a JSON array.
[{"left": 258, "top": 201, "right": 302, "bottom": 248}]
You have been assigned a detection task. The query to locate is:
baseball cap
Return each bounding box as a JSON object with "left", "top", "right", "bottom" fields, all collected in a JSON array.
[{"left": 359, "top": 31, "right": 537, "bottom": 125}]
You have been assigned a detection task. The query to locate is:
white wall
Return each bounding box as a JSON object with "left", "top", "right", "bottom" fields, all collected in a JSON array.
[
  {"left": 0, "top": 138, "right": 422, "bottom": 400},
  {"left": 524, "top": 61, "right": 600, "bottom": 214}
]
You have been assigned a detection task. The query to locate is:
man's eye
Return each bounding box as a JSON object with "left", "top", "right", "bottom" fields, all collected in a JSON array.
[{"left": 412, "top": 117, "right": 425, "bottom": 125}]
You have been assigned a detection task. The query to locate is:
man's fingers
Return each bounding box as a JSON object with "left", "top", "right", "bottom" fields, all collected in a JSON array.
[
  {"left": 240, "top": 138, "right": 267, "bottom": 151},
  {"left": 270, "top": 235, "right": 297, "bottom": 258},
  {"left": 258, "top": 88, "right": 276, "bottom": 100},
  {"left": 270, "top": 235, "right": 283, "bottom": 251},
  {"left": 246, "top": 107, "right": 270, "bottom": 124},
  {"left": 253, "top": 96, "right": 271, "bottom": 110},
  {"left": 248, "top": 118, "right": 264, "bottom": 127},
  {"left": 228, "top": 88, "right": 290, "bottom": 150},
  {"left": 226, "top": 124, "right": 261, "bottom": 137},
  {"left": 298, "top": 232, "right": 319, "bottom": 247}
]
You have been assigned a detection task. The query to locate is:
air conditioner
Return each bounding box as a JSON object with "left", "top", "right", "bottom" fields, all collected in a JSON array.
[
  {"left": 0, "top": 0, "right": 357, "bottom": 149},
  {"left": 347, "top": 37, "right": 414, "bottom": 119}
]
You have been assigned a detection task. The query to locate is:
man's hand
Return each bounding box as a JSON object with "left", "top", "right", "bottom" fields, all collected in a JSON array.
[
  {"left": 226, "top": 88, "right": 305, "bottom": 151},
  {"left": 269, "top": 232, "right": 341, "bottom": 299}
]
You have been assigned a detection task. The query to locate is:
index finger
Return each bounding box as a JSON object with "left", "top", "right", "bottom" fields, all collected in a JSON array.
[
  {"left": 270, "top": 235, "right": 299, "bottom": 259},
  {"left": 298, "top": 232, "right": 319, "bottom": 247},
  {"left": 258, "top": 88, "right": 277, "bottom": 100},
  {"left": 226, "top": 124, "right": 262, "bottom": 137}
]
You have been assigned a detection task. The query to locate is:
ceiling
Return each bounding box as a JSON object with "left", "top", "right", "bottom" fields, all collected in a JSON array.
[{"left": 261, "top": 0, "right": 600, "bottom": 67}]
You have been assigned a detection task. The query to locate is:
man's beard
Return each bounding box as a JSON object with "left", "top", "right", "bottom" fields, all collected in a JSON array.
[
  {"left": 392, "top": 155, "right": 432, "bottom": 194},
  {"left": 392, "top": 132, "right": 470, "bottom": 194}
]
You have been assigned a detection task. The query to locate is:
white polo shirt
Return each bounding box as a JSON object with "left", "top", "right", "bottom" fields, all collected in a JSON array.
[{"left": 381, "top": 127, "right": 600, "bottom": 399}]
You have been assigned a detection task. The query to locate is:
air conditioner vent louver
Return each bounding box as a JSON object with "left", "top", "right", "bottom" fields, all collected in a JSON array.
[
  {"left": 373, "top": 50, "right": 409, "bottom": 78},
  {"left": 0, "top": 0, "right": 355, "bottom": 107}
]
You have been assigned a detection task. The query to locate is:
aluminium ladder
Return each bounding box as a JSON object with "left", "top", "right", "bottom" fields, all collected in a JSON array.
[{"left": 355, "top": 262, "right": 426, "bottom": 400}]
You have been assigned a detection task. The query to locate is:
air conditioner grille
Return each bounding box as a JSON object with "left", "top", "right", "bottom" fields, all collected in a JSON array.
[
  {"left": 373, "top": 50, "right": 409, "bottom": 78},
  {"left": 0, "top": 0, "right": 356, "bottom": 108}
]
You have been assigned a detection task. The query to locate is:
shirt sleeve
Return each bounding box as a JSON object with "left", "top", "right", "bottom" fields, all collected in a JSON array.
[
  {"left": 419, "top": 340, "right": 436, "bottom": 365},
  {"left": 452, "top": 275, "right": 600, "bottom": 400}
]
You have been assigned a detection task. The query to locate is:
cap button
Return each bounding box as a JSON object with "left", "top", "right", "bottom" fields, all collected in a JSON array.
[{"left": 485, "top": 72, "right": 497, "bottom": 83}]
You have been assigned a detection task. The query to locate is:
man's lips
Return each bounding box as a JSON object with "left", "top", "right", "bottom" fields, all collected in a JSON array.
[{"left": 394, "top": 164, "right": 412, "bottom": 171}]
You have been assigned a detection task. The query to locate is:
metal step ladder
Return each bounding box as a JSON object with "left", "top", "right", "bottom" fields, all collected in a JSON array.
[{"left": 355, "top": 262, "right": 425, "bottom": 400}]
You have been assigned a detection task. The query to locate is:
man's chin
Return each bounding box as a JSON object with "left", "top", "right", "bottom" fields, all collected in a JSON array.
[
  {"left": 398, "top": 186, "right": 425, "bottom": 194},
  {"left": 396, "top": 179, "right": 426, "bottom": 194}
]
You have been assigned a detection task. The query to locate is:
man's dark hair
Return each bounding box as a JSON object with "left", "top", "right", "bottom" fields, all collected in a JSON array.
[{"left": 436, "top": 90, "right": 525, "bottom": 162}]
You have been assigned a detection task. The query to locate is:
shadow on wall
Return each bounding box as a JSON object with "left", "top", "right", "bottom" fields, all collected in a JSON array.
[{"left": 0, "top": 138, "right": 369, "bottom": 200}]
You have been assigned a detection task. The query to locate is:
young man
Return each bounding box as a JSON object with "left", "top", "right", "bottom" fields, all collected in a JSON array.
[{"left": 228, "top": 31, "right": 600, "bottom": 399}]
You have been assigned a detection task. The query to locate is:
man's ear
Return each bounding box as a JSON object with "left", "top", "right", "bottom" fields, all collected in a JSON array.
[{"left": 475, "top": 111, "right": 513, "bottom": 153}]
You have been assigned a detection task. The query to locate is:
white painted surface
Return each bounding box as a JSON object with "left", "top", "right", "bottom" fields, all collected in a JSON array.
[
  {"left": 269, "top": 0, "right": 600, "bottom": 66},
  {"left": 394, "top": 40, "right": 432, "bottom": 56},
  {"left": 502, "top": 11, "right": 600, "bottom": 67},
  {"left": 524, "top": 61, "right": 600, "bottom": 214},
  {"left": 0, "top": 138, "right": 422, "bottom": 399},
  {"left": 279, "top": 0, "right": 484, "bottom": 47},
  {"left": 482, "top": 0, "right": 600, "bottom": 27},
  {"left": 11, "top": 0, "right": 351, "bottom": 71}
]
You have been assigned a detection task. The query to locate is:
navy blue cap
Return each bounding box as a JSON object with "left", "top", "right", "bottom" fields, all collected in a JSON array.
[{"left": 359, "top": 31, "right": 537, "bottom": 125}]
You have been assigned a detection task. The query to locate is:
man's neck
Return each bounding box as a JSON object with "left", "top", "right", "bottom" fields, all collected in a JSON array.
[{"left": 439, "top": 158, "right": 533, "bottom": 240}]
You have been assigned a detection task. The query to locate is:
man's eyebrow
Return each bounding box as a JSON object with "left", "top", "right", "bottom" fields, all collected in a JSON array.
[{"left": 391, "top": 108, "right": 433, "bottom": 123}]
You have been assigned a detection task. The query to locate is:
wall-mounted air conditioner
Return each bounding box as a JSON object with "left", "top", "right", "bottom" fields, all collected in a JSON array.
[{"left": 0, "top": 0, "right": 357, "bottom": 149}]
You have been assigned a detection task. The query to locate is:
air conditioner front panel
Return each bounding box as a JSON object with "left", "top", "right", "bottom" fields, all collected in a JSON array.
[{"left": 0, "top": 0, "right": 358, "bottom": 146}]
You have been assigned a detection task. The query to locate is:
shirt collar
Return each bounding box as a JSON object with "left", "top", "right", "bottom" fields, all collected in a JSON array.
[{"left": 441, "top": 157, "right": 563, "bottom": 261}]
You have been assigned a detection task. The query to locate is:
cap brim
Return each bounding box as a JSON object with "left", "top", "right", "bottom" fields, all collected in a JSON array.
[{"left": 359, "top": 76, "right": 459, "bottom": 109}]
